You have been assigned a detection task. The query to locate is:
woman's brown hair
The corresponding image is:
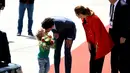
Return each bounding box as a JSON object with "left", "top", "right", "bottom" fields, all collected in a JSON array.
[{"left": 74, "top": 5, "right": 92, "bottom": 16}]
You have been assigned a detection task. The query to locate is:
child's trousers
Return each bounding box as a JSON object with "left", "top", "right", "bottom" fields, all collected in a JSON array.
[{"left": 38, "top": 57, "right": 50, "bottom": 73}]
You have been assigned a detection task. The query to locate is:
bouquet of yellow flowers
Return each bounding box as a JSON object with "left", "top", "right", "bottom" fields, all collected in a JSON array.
[{"left": 39, "top": 34, "right": 55, "bottom": 50}]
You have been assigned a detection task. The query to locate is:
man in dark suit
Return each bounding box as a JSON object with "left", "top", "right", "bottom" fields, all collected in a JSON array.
[
  {"left": 0, "top": 0, "right": 5, "bottom": 10},
  {"left": 0, "top": 31, "right": 11, "bottom": 68},
  {"left": 109, "top": 0, "right": 130, "bottom": 73},
  {"left": 126, "top": 0, "right": 130, "bottom": 5},
  {"left": 41, "top": 16, "right": 76, "bottom": 73}
]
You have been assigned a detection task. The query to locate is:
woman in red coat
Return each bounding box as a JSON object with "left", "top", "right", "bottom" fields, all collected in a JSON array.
[{"left": 74, "top": 5, "right": 114, "bottom": 73}]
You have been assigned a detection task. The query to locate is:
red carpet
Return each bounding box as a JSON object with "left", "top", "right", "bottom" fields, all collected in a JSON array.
[
  {"left": 49, "top": 25, "right": 111, "bottom": 73},
  {"left": 49, "top": 42, "right": 111, "bottom": 73}
]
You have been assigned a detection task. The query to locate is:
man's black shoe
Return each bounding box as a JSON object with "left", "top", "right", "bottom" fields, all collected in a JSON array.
[
  {"left": 17, "top": 33, "right": 21, "bottom": 36},
  {"left": 28, "top": 32, "right": 34, "bottom": 36}
]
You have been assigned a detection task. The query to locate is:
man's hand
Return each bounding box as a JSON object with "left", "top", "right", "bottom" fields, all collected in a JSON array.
[
  {"left": 65, "top": 39, "right": 73, "bottom": 48},
  {"left": 53, "top": 33, "right": 59, "bottom": 39},
  {"left": 120, "top": 37, "right": 126, "bottom": 44},
  {"left": 0, "top": 6, "right": 4, "bottom": 10}
]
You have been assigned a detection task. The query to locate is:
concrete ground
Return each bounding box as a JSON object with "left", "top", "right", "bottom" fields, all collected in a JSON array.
[{"left": 0, "top": 0, "right": 110, "bottom": 73}]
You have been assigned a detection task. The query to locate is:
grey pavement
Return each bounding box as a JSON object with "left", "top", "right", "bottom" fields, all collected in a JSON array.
[{"left": 0, "top": 0, "right": 110, "bottom": 73}]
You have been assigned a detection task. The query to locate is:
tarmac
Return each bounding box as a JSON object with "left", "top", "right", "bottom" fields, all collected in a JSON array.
[{"left": 0, "top": 0, "right": 110, "bottom": 73}]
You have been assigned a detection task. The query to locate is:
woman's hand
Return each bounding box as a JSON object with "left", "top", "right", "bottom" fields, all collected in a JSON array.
[
  {"left": 95, "top": 43, "right": 98, "bottom": 52},
  {"left": 88, "top": 42, "right": 91, "bottom": 51}
]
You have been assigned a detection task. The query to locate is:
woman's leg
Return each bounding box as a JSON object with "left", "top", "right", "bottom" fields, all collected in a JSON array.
[
  {"left": 89, "top": 45, "right": 104, "bottom": 73},
  {"left": 89, "top": 45, "right": 96, "bottom": 73},
  {"left": 95, "top": 57, "right": 105, "bottom": 73}
]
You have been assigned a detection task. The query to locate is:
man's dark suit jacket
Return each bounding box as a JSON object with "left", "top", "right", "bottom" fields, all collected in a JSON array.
[
  {"left": 51, "top": 16, "right": 76, "bottom": 40},
  {"left": 126, "top": 0, "right": 130, "bottom": 5},
  {"left": 109, "top": 0, "right": 130, "bottom": 44},
  {"left": 0, "top": 31, "right": 11, "bottom": 68},
  {"left": 0, "top": 0, "right": 5, "bottom": 10}
]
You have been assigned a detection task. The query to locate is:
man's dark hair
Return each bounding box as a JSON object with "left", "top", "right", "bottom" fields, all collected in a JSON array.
[{"left": 41, "top": 17, "right": 54, "bottom": 29}]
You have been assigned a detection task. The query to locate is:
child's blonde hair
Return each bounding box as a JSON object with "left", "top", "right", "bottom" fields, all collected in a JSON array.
[{"left": 36, "top": 28, "right": 45, "bottom": 41}]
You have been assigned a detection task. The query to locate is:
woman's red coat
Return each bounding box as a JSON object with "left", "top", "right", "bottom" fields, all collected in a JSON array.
[{"left": 82, "top": 14, "right": 114, "bottom": 59}]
